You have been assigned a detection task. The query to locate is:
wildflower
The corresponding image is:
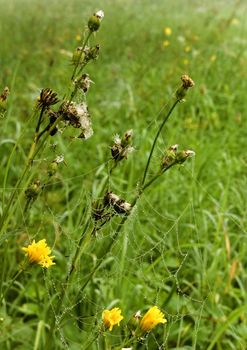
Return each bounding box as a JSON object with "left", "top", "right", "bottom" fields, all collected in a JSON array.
[
  {"left": 59, "top": 101, "right": 93, "bottom": 139},
  {"left": 161, "top": 144, "right": 178, "bottom": 169},
  {"left": 48, "top": 155, "right": 65, "bottom": 176},
  {"left": 88, "top": 10, "right": 104, "bottom": 32},
  {"left": 22, "top": 239, "right": 55, "bottom": 268},
  {"left": 175, "top": 149, "right": 195, "bottom": 164},
  {"left": 163, "top": 40, "right": 170, "bottom": 48},
  {"left": 183, "top": 59, "right": 189, "bottom": 65},
  {"left": 140, "top": 306, "right": 167, "bottom": 333},
  {"left": 175, "top": 74, "right": 195, "bottom": 101},
  {"left": 25, "top": 180, "right": 42, "bottom": 201},
  {"left": 111, "top": 129, "right": 134, "bottom": 162},
  {"left": 184, "top": 46, "right": 191, "bottom": 53},
  {"left": 0, "top": 86, "right": 10, "bottom": 112},
  {"left": 102, "top": 307, "right": 123, "bottom": 331},
  {"left": 36, "top": 88, "right": 59, "bottom": 110},
  {"left": 104, "top": 192, "right": 132, "bottom": 215},
  {"left": 75, "top": 73, "right": 93, "bottom": 93},
  {"left": 164, "top": 27, "right": 172, "bottom": 36}
]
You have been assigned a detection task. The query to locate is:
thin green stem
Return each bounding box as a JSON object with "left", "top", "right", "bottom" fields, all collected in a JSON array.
[
  {"left": 71, "top": 31, "right": 92, "bottom": 81},
  {"left": 141, "top": 99, "right": 179, "bottom": 187}
]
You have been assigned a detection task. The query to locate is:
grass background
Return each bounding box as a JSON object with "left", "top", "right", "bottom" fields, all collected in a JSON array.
[{"left": 0, "top": 0, "right": 247, "bottom": 349}]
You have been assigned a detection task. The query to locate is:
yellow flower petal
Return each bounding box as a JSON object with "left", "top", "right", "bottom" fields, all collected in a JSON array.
[
  {"left": 102, "top": 307, "right": 123, "bottom": 331},
  {"left": 140, "top": 306, "right": 167, "bottom": 333},
  {"left": 22, "top": 239, "right": 55, "bottom": 268}
]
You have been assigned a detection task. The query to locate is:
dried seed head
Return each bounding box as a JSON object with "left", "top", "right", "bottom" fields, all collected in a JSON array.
[
  {"left": 59, "top": 102, "right": 93, "bottom": 139},
  {"left": 104, "top": 192, "right": 132, "bottom": 215},
  {"left": 0, "top": 86, "right": 9, "bottom": 102},
  {"left": 111, "top": 130, "right": 134, "bottom": 162},
  {"left": 175, "top": 75, "right": 195, "bottom": 101},
  {"left": 161, "top": 144, "right": 178, "bottom": 169},
  {"left": 75, "top": 73, "right": 93, "bottom": 93},
  {"left": 181, "top": 75, "right": 195, "bottom": 89},
  {"left": 175, "top": 149, "right": 196, "bottom": 164},
  {"left": 0, "top": 86, "right": 10, "bottom": 112},
  {"left": 37, "top": 88, "right": 59, "bottom": 110}
]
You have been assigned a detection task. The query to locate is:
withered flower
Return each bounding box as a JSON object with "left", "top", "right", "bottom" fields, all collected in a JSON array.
[
  {"left": 37, "top": 88, "right": 59, "bottom": 110},
  {"left": 104, "top": 192, "right": 132, "bottom": 215}
]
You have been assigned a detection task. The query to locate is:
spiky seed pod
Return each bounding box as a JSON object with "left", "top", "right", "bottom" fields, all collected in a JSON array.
[{"left": 37, "top": 88, "right": 59, "bottom": 110}]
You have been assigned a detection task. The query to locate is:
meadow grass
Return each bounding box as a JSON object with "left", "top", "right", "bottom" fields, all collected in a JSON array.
[{"left": 0, "top": 0, "right": 247, "bottom": 349}]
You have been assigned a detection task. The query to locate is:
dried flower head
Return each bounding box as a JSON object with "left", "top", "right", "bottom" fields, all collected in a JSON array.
[
  {"left": 111, "top": 130, "right": 134, "bottom": 162},
  {"left": 0, "top": 86, "right": 10, "bottom": 112},
  {"left": 104, "top": 192, "right": 132, "bottom": 215},
  {"left": 88, "top": 10, "right": 104, "bottom": 32},
  {"left": 0, "top": 86, "right": 9, "bottom": 102},
  {"left": 161, "top": 144, "right": 178, "bottom": 169},
  {"left": 22, "top": 239, "right": 55, "bottom": 268},
  {"left": 181, "top": 75, "right": 195, "bottom": 89},
  {"left": 59, "top": 101, "right": 93, "bottom": 139},
  {"left": 175, "top": 75, "right": 195, "bottom": 101},
  {"left": 176, "top": 149, "right": 196, "bottom": 164},
  {"left": 75, "top": 73, "right": 93, "bottom": 93},
  {"left": 140, "top": 306, "right": 167, "bottom": 333},
  {"left": 37, "top": 88, "right": 59, "bottom": 110},
  {"left": 102, "top": 307, "right": 123, "bottom": 331}
]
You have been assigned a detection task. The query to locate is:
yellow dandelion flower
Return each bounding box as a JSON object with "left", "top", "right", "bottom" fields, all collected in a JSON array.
[
  {"left": 163, "top": 40, "right": 170, "bottom": 48},
  {"left": 22, "top": 239, "right": 55, "bottom": 268},
  {"left": 164, "top": 27, "right": 172, "bottom": 36},
  {"left": 102, "top": 307, "right": 123, "bottom": 331},
  {"left": 140, "top": 306, "right": 167, "bottom": 333}
]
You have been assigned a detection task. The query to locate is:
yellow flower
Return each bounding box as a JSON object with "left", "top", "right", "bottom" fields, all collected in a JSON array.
[
  {"left": 210, "top": 54, "right": 217, "bottom": 62},
  {"left": 183, "top": 59, "right": 189, "bottom": 65},
  {"left": 163, "top": 40, "right": 170, "bottom": 48},
  {"left": 164, "top": 27, "right": 172, "bottom": 36},
  {"left": 102, "top": 307, "right": 123, "bottom": 331},
  {"left": 140, "top": 306, "right": 167, "bottom": 333},
  {"left": 22, "top": 239, "right": 55, "bottom": 268},
  {"left": 184, "top": 45, "right": 191, "bottom": 53},
  {"left": 75, "top": 34, "right": 82, "bottom": 41}
]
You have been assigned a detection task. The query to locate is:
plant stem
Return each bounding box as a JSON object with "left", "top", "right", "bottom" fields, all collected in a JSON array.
[
  {"left": 141, "top": 99, "right": 179, "bottom": 187},
  {"left": 71, "top": 31, "right": 92, "bottom": 81}
]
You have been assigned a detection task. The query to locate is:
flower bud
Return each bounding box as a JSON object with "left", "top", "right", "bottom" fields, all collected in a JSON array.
[
  {"left": 88, "top": 10, "right": 104, "bottom": 32},
  {"left": 72, "top": 47, "right": 85, "bottom": 65},
  {"left": 176, "top": 149, "right": 195, "bottom": 164}
]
